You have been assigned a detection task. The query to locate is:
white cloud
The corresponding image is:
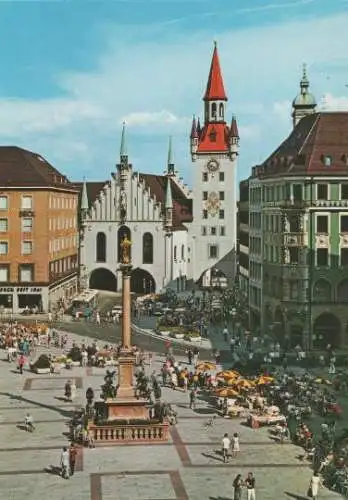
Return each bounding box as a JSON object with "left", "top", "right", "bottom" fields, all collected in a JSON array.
[
  {"left": 121, "top": 110, "right": 188, "bottom": 127},
  {"left": 0, "top": 98, "right": 104, "bottom": 137},
  {"left": 237, "top": 0, "right": 314, "bottom": 14},
  {"left": 320, "top": 93, "right": 348, "bottom": 111},
  {"left": 0, "top": 10, "right": 348, "bottom": 182}
]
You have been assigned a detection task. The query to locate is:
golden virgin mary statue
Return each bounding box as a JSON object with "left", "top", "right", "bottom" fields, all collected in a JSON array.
[{"left": 120, "top": 234, "right": 131, "bottom": 265}]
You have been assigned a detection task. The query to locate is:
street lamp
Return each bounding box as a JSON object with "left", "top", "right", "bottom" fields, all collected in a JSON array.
[{"left": 231, "top": 307, "right": 237, "bottom": 336}]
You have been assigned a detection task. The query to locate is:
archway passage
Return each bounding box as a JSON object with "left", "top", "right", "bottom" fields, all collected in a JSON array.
[
  {"left": 131, "top": 268, "right": 156, "bottom": 294},
  {"left": 313, "top": 312, "right": 341, "bottom": 348},
  {"left": 89, "top": 268, "right": 117, "bottom": 292}
]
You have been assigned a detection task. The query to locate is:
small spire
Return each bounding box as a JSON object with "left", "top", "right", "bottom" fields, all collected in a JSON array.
[
  {"left": 120, "top": 122, "right": 127, "bottom": 159},
  {"left": 197, "top": 118, "right": 201, "bottom": 136},
  {"left": 81, "top": 177, "right": 89, "bottom": 212},
  {"left": 165, "top": 177, "right": 173, "bottom": 209},
  {"left": 230, "top": 115, "right": 239, "bottom": 138},
  {"left": 190, "top": 116, "right": 198, "bottom": 139},
  {"left": 300, "top": 62, "right": 309, "bottom": 92},
  {"left": 167, "top": 136, "right": 174, "bottom": 167}
]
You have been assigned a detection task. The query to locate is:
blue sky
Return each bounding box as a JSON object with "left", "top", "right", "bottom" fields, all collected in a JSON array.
[{"left": 0, "top": 0, "right": 347, "bottom": 186}]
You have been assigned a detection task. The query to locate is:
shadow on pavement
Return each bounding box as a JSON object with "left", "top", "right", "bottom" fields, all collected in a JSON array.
[
  {"left": 284, "top": 492, "right": 308, "bottom": 500},
  {"left": 0, "top": 391, "right": 75, "bottom": 418}
]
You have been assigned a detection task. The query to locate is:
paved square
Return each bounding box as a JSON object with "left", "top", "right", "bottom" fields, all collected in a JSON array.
[{"left": 0, "top": 331, "right": 342, "bottom": 500}]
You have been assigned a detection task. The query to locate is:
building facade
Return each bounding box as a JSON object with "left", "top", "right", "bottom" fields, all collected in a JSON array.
[
  {"left": 0, "top": 147, "right": 79, "bottom": 313},
  {"left": 237, "top": 179, "right": 249, "bottom": 299},
  {"left": 78, "top": 133, "right": 191, "bottom": 295},
  {"left": 246, "top": 111, "right": 348, "bottom": 349},
  {"left": 79, "top": 44, "right": 240, "bottom": 293},
  {"left": 190, "top": 42, "right": 239, "bottom": 283}
]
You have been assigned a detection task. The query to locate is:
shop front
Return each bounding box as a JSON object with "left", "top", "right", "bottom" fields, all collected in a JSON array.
[{"left": 0, "top": 286, "right": 47, "bottom": 314}]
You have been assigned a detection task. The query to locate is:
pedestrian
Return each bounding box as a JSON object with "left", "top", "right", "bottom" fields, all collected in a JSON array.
[
  {"left": 245, "top": 472, "right": 256, "bottom": 500},
  {"left": 18, "top": 353, "right": 25, "bottom": 374},
  {"left": 233, "top": 474, "right": 243, "bottom": 500},
  {"left": 308, "top": 471, "right": 321, "bottom": 500},
  {"left": 222, "top": 433, "right": 231, "bottom": 463},
  {"left": 189, "top": 388, "right": 196, "bottom": 409},
  {"left": 60, "top": 446, "right": 70, "bottom": 479},
  {"left": 69, "top": 444, "right": 77, "bottom": 476},
  {"left": 232, "top": 432, "right": 240, "bottom": 457}
]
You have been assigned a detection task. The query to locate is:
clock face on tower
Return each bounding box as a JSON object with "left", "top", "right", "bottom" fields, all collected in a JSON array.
[{"left": 207, "top": 159, "right": 219, "bottom": 172}]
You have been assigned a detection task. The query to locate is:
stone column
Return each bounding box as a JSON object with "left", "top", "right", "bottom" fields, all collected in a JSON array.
[{"left": 121, "top": 264, "right": 132, "bottom": 350}]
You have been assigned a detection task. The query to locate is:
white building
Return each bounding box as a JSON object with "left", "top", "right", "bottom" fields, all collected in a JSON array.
[{"left": 78, "top": 43, "right": 239, "bottom": 293}]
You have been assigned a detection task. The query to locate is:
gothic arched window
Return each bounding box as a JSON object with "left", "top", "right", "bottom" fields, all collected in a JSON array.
[
  {"left": 96, "top": 232, "right": 106, "bottom": 262},
  {"left": 174, "top": 245, "right": 177, "bottom": 261},
  {"left": 181, "top": 244, "right": 185, "bottom": 260},
  {"left": 219, "top": 103, "right": 224, "bottom": 119},
  {"left": 117, "top": 225, "right": 131, "bottom": 263},
  {"left": 211, "top": 102, "right": 217, "bottom": 119},
  {"left": 143, "top": 232, "right": 153, "bottom": 264}
]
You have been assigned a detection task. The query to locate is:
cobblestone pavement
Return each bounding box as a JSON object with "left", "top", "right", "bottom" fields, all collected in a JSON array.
[{"left": 0, "top": 331, "right": 342, "bottom": 500}]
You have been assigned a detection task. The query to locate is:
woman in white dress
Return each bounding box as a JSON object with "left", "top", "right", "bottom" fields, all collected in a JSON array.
[
  {"left": 70, "top": 379, "right": 77, "bottom": 401},
  {"left": 232, "top": 432, "right": 240, "bottom": 457},
  {"left": 308, "top": 472, "right": 321, "bottom": 500}
]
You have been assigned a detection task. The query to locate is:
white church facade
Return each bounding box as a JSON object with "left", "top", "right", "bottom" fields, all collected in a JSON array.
[{"left": 78, "top": 43, "right": 239, "bottom": 294}]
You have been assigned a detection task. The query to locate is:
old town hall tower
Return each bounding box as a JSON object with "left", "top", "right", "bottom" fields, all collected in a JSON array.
[{"left": 190, "top": 42, "right": 239, "bottom": 282}]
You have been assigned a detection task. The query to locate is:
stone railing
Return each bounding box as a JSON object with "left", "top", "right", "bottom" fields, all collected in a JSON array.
[{"left": 89, "top": 421, "right": 170, "bottom": 444}]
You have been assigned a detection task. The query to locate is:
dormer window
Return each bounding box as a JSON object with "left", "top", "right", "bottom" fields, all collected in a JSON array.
[
  {"left": 209, "top": 128, "right": 217, "bottom": 142},
  {"left": 323, "top": 155, "right": 332, "bottom": 167}
]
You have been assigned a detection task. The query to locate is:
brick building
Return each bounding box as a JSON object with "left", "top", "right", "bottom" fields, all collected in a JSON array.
[{"left": 0, "top": 146, "right": 79, "bottom": 313}]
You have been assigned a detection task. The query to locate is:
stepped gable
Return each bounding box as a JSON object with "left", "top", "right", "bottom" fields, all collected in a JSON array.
[
  {"left": 74, "top": 181, "right": 110, "bottom": 209},
  {"left": 260, "top": 112, "right": 348, "bottom": 178},
  {"left": 0, "top": 146, "right": 75, "bottom": 188},
  {"left": 139, "top": 173, "right": 193, "bottom": 230}
]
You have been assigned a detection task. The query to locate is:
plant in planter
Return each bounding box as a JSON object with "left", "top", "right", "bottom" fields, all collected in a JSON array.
[
  {"left": 31, "top": 354, "right": 51, "bottom": 373},
  {"left": 68, "top": 346, "right": 82, "bottom": 364}
]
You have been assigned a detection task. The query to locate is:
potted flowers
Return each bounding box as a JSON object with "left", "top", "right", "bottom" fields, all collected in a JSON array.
[{"left": 30, "top": 354, "right": 51, "bottom": 374}]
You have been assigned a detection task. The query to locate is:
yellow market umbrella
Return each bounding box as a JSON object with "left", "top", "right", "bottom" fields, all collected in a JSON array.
[
  {"left": 196, "top": 361, "right": 216, "bottom": 371},
  {"left": 227, "top": 378, "right": 240, "bottom": 387},
  {"left": 223, "top": 370, "right": 240, "bottom": 378},
  {"left": 215, "top": 388, "right": 238, "bottom": 397},
  {"left": 236, "top": 379, "right": 253, "bottom": 388},
  {"left": 257, "top": 376, "right": 274, "bottom": 385}
]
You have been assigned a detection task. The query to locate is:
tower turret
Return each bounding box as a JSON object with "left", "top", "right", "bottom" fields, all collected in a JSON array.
[
  {"left": 190, "top": 116, "right": 199, "bottom": 161},
  {"left": 80, "top": 178, "right": 89, "bottom": 222},
  {"left": 292, "top": 63, "right": 317, "bottom": 127},
  {"left": 229, "top": 115, "right": 240, "bottom": 159},
  {"left": 203, "top": 41, "right": 227, "bottom": 124},
  {"left": 164, "top": 177, "right": 173, "bottom": 230},
  {"left": 167, "top": 136, "right": 175, "bottom": 176}
]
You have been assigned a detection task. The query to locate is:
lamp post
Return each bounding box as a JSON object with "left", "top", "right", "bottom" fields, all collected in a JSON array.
[{"left": 231, "top": 307, "right": 237, "bottom": 336}]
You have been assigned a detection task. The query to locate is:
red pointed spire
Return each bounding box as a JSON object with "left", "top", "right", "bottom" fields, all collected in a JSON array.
[
  {"left": 230, "top": 115, "right": 239, "bottom": 138},
  {"left": 190, "top": 116, "right": 198, "bottom": 138},
  {"left": 203, "top": 42, "right": 227, "bottom": 101}
]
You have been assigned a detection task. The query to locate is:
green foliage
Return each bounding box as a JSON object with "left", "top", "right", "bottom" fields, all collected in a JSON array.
[{"left": 32, "top": 354, "right": 51, "bottom": 369}]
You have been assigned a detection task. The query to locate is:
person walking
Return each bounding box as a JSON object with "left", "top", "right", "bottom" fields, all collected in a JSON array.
[
  {"left": 233, "top": 474, "right": 243, "bottom": 500},
  {"left": 308, "top": 471, "right": 321, "bottom": 500},
  {"left": 69, "top": 443, "right": 77, "bottom": 476},
  {"left": 232, "top": 432, "right": 240, "bottom": 457},
  {"left": 60, "top": 447, "right": 70, "bottom": 479},
  {"left": 222, "top": 433, "right": 231, "bottom": 464},
  {"left": 245, "top": 472, "right": 256, "bottom": 500}
]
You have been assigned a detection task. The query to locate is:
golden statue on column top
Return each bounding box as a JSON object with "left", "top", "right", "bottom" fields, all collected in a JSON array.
[{"left": 121, "top": 234, "right": 132, "bottom": 265}]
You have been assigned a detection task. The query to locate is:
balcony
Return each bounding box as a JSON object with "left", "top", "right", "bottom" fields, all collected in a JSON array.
[
  {"left": 280, "top": 200, "right": 308, "bottom": 210},
  {"left": 19, "top": 209, "right": 35, "bottom": 217},
  {"left": 283, "top": 232, "right": 305, "bottom": 247},
  {"left": 88, "top": 421, "right": 170, "bottom": 445}
]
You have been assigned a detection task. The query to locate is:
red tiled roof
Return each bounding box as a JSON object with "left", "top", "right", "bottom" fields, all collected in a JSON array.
[
  {"left": 203, "top": 45, "right": 227, "bottom": 101},
  {"left": 0, "top": 146, "right": 75, "bottom": 189},
  {"left": 259, "top": 112, "right": 348, "bottom": 178},
  {"left": 197, "top": 123, "right": 229, "bottom": 153},
  {"left": 230, "top": 117, "right": 239, "bottom": 138}
]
